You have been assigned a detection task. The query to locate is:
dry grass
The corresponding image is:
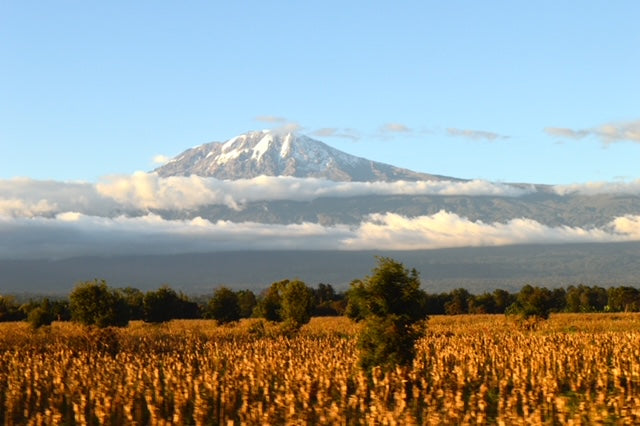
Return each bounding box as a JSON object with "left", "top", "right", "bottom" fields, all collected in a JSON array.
[{"left": 1, "top": 314, "right": 640, "bottom": 424}]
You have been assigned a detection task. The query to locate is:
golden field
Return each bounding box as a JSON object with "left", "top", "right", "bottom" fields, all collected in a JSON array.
[{"left": 1, "top": 314, "right": 640, "bottom": 425}]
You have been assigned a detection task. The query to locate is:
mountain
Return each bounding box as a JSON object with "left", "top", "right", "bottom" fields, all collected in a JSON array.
[
  {"left": 155, "top": 130, "right": 453, "bottom": 182},
  {"left": 4, "top": 131, "right": 640, "bottom": 294},
  {"left": 149, "top": 130, "right": 640, "bottom": 230}
]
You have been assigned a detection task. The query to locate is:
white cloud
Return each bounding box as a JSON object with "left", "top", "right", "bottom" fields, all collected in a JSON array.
[
  {"left": 447, "top": 128, "right": 509, "bottom": 141},
  {"left": 342, "top": 211, "right": 635, "bottom": 250},
  {"left": 254, "top": 115, "right": 288, "bottom": 123},
  {"left": 544, "top": 127, "right": 590, "bottom": 139},
  {"left": 0, "top": 199, "right": 58, "bottom": 218},
  {"left": 597, "top": 120, "right": 640, "bottom": 144},
  {"left": 310, "top": 128, "right": 361, "bottom": 141},
  {"left": 544, "top": 119, "right": 640, "bottom": 144},
  {"left": 0, "top": 178, "right": 119, "bottom": 216},
  {"left": 152, "top": 154, "right": 171, "bottom": 165},
  {"left": 95, "top": 174, "right": 533, "bottom": 211},
  {"left": 380, "top": 123, "right": 411, "bottom": 133}
]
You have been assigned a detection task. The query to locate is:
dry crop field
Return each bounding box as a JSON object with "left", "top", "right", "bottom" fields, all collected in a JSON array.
[{"left": 1, "top": 314, "right": 640, "bottom": 425}]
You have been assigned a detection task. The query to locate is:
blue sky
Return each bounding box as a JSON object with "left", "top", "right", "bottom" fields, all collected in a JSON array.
[{"left": 1, "top": 1, "right": 639, "bottom": 184}]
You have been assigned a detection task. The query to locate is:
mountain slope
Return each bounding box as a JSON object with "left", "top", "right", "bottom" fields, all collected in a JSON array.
[{"left": 155, "top": 130, "right": 454, "bottom": 182}]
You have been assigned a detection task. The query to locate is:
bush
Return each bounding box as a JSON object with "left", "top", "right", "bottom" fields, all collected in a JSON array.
[{"left": 27, "top": 299, "right": 55, "bottom": 329}]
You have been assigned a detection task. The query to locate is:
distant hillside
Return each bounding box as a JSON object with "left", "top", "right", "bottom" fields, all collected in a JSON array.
[{"left": 3, "top": 242, "right": 640, "bottom": 295}]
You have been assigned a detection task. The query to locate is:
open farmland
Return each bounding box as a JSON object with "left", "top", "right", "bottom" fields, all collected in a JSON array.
[{"left": 2, "top": 314, "right": 640, "bottom": 424}]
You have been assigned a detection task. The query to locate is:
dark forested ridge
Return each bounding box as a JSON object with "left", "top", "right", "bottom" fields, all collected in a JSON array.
[{"left": 1, "top": 242, "right": 640, "bottom": 294}]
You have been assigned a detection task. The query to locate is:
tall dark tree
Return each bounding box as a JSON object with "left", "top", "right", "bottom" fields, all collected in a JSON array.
[
  {"left": 566, "top": 285, "right": 606, "bottom": 313},
  {"left": 506, "top": 285, "right": 555, "bottom": 320},
  {"left": 118, "top": 287, "right": 145, "bottom": 320},
  {"left": 607, "top": 286, "right": 640, "bottom": 312},
  {"left": 253, "top": 280, "right": 288, "bottom": 321},
  {"left": 281, "top": 280, "right": 315, "bottom": 327},
  {"left": 236, "top": 289, "right": 257, "bottom": 318},
  {"left": 444, "top": 288, "right": 471, "bottom": 315},
  {"left": 208, "top": 287, "right": 241, "bottom": 324},
  {"left": 492, "top": 289, "right": 516, "bottom": 314},
  {"left": 313, "top": 283, "right": 345, "bottom": 316},
  {"left": 0, "top": 295, "right": 26, "bottom": 322},
  {"left": 469, "top": 292, "right": 497, "bottom": 314},
  {"left": 69, "top": 280, "right": 129, "bottom": 328},
  {"left": 143, "top": 286, "right": 183, "bottom": 323}
]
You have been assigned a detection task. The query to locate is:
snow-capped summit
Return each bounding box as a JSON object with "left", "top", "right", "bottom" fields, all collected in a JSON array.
[{"left": 155, "top": 130, "right": 450, "bottom": 182}]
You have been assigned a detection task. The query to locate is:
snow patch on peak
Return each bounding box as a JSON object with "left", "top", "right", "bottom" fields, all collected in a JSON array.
[
  {"left": 280, "top": 133, "right": 293, "bottom": 158},
  {"left": 252, "top": 134, "right": 273, "bottom": 161}
]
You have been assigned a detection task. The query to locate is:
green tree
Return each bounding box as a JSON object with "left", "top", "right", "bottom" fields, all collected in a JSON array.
[
  {"left": 313, "top": 283, "right": 346, "bottom": 316},
  {"left": 0, "top": 295, "right": 26, "bottom": 322},
  {"left": 566, "top": 285, "right": 606, "bottom": 312},
  {"left": 236, "top": 289, "right": 257, "bottom": 318},
  {"left": 69, "top": 280, "right": 129, "bottom": 328},
  {"left": 492, "top": 289, "right": 516, "bottom": 314},
  {"left": 118, "top": 287, "right": 145, "bottom": 320},
  {"left": 345, "top": 279, "right": 368, "bottom": 321},
  {"left": 607, "top": 286, "right": 640, "bottom": 312},
  {"left": 143, "top": 286, "right": 183, "bottom": 323},
  {"left": 253, "top": 280, "right": 288, "bottom": 321},
  {"left": 349, "top": 257, "right": 428, "bottom": 372},
  {"left": 208, "top": 287, "right": 241, "bottom": 324},
  {"left": 444, "top": 288, "right": 471, "bottom": 315},
  {"left": 468, "top": 292, "right": 497, "bottom": 314},
  {"left": 281, "top": 280, "right": 315, "bottom": 327},
  {"left": 506, "top": 285, "right": 555, "bottom": 320}
]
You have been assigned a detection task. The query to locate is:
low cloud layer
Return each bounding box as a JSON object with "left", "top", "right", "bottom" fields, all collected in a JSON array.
[
  {"left": 552, "top": 179, "right": 640, "bottom": 196},
  {"left": 545, "top": 119, "right": 640, "bottom": 144},
  {"left": 344, "top": 212, "right": 639, "bottom": 250},
  {"left": 0, "top": 174, "right": 534, "bottom": 217},
  {"left": 1, "top": 211, "right": 639, "bottom": 260}
]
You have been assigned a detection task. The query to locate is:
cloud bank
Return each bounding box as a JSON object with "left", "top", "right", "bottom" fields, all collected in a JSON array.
[
  {"left": 2, "top": 174, "right": 640, "bottom": 260},
  {"left": 0, "top": 174, "right": 534, "bottom": 217},
  {"left": 1, "top": 211, "right": 639, "bottom": 260}
]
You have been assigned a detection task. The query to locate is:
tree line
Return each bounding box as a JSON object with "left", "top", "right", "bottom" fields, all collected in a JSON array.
[{"left": 2, "top": 275, "right": 640, "bottom": 330}]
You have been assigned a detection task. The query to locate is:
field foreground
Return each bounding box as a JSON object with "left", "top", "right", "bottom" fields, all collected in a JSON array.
[{"left": 1, "top": 314, "right": 640, "bottom": 425}]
